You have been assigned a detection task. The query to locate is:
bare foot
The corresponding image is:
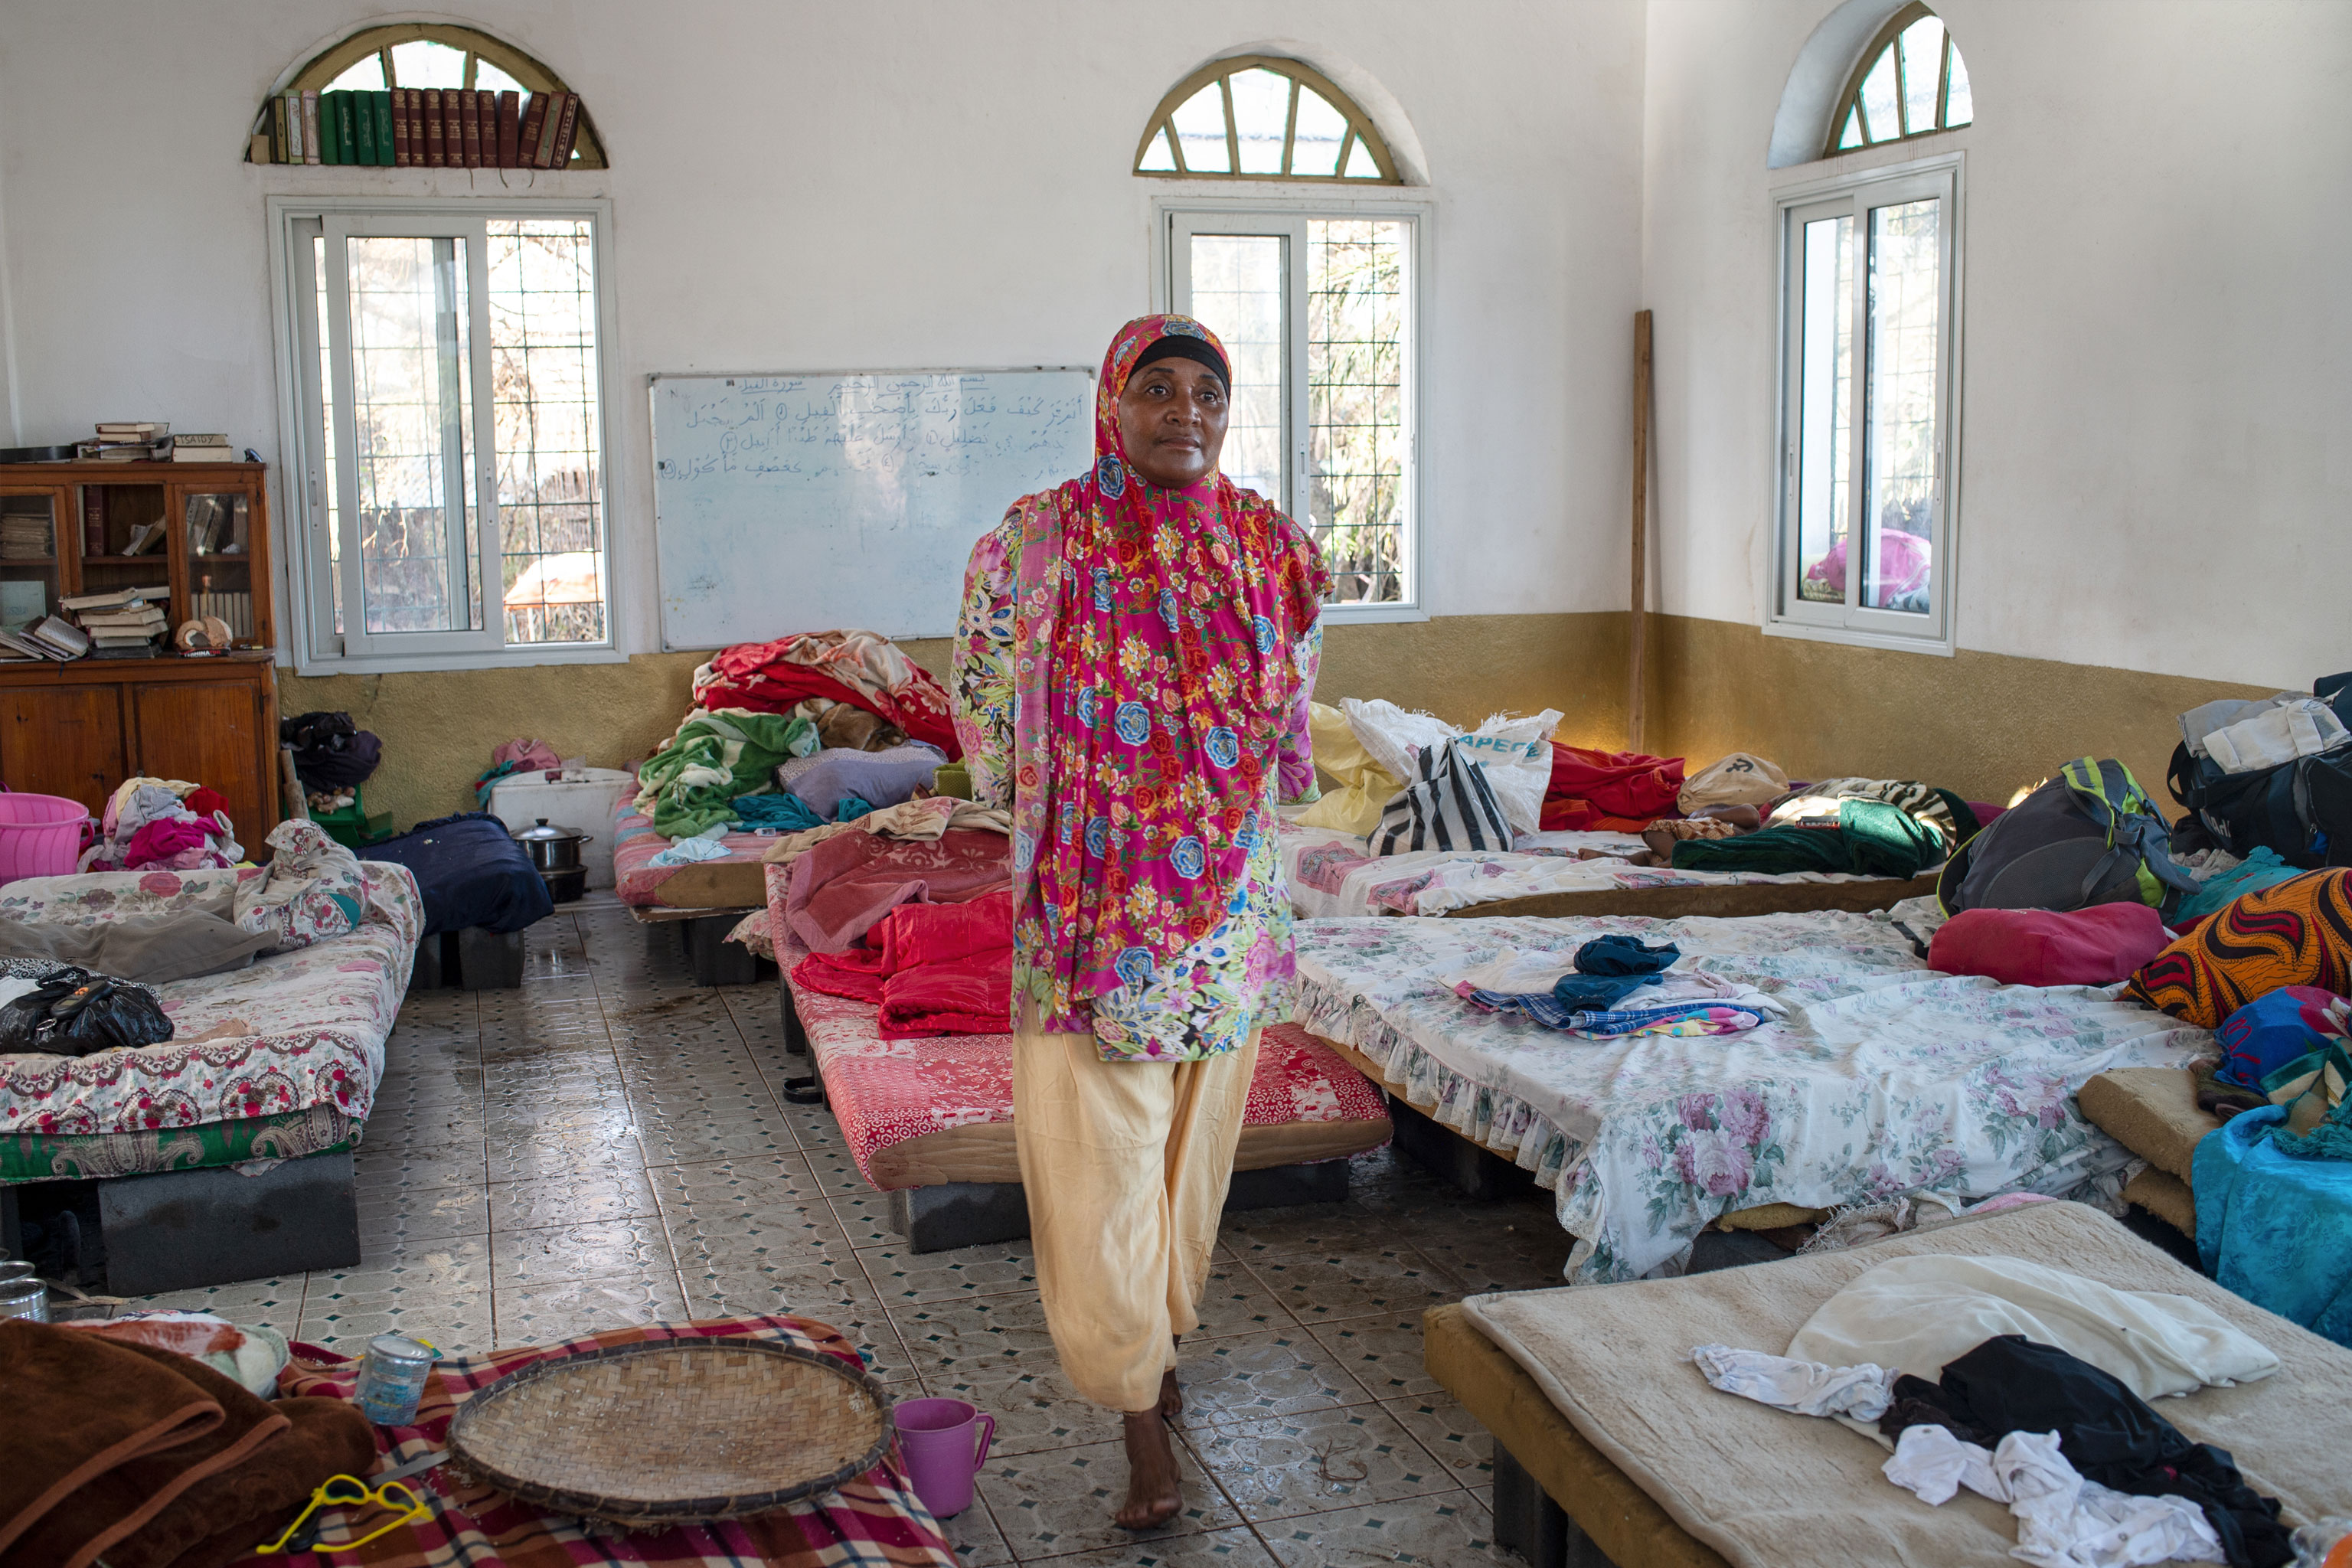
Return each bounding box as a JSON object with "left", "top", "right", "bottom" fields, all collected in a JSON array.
[{"left": 1116, "top": 1410, "right": 1184, "bottom": 1530}]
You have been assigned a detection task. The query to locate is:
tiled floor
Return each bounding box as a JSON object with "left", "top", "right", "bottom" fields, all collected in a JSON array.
[{"left": 130, "top": 903, "right": 1574, "bottom": 1566}]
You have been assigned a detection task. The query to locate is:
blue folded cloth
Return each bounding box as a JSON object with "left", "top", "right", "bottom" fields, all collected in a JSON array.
[
  {"left": 1573, "top": 935, "right": 1681, "bottom": 975},
  {"left": 1553, "top": 972, "right": 1657, "bottom": 1011},
  {"left": 733, "top": 792, "right": 825, "bottom": 832}
]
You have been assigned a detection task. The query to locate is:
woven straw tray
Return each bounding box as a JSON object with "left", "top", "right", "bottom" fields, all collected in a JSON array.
[{"left": 447, "top": 1338, "right": 897, "bottom": 1524}]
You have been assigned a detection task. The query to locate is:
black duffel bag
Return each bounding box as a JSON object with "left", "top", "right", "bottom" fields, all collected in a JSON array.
[
  {"left": 2168, "top": 740, "right": 2352, "bottom": 868},
  {"left": 0, "top": 967, "right": 175, "bottom": 1057}
]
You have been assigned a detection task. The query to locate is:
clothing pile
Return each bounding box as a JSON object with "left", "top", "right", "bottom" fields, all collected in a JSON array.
[
  {"left": 691, "top": 628, "right": 961, "bottom": 759},
  {"left": 632, "top": 707, "right": 816, "bottom": 837},
  {"left": 1694, "top": 1251, "right": 2290, "bottom": 1567},
  {"left": 792, "top": 889, "right": 1014, "bottom": 1037},
  {"left": 1542, "top": 743, "right": 1685, "bottom": 831},
  {"left": 279, "top": 710, "right": 382, "bottom": 792},
  {"left": 1668, "top": 779, "right": 1975, "bottom": 880},
  {"left": 80, "top": 777, "right": 243, "bottom": 873},
  {"left": 471, "top": 736, "right": 565, "bottom": 807},
  {"left": 1442, "top": 936, "right": 1787, "bottom": 1038}
]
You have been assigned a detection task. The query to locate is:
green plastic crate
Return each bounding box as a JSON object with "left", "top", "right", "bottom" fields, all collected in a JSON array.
[{"left": 309, "top": 784, "right": 394, "bottom": 850}]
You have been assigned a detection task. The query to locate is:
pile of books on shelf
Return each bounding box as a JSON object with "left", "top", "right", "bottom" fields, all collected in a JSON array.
[
  {"left": 260, "top": 87, "right": 585, "bottom": 168},
  {"left": 77, "top": 422, "right": 172, "bottom": 461},
  {"left": 0, "top": 511, "right": 51, "bottom": 560},
  {"left": 65, "top": 588, "right": 167, "bottom": 657},
  {"left": 0, "top": 615, "right": 89, "bottom": 662}
]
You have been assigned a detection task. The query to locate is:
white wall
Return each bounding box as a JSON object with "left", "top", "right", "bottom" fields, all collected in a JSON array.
[
  {"left": 1644, "top": 0, "right": 2352, "bottom": 691},
  {"left": 0, "top": 0, "right": 1646, "bottom": 657}
]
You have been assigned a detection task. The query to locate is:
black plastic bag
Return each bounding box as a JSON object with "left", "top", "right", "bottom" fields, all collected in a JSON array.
[
  {"left": 0, "top": 967, "right": 175, "bottom": 1057},
  {"left": 281, "top": 709, "right": 384, "bottom": 789}
]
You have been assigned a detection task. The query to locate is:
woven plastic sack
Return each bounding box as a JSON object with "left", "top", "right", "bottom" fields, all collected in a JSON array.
[
  {"left": 1679, "top": 752, "right": 1790, "bottom": 814},
  {"left": 1454, "top": 710, "right": 1564, "bottom": 837},
  {"left": 234, "top": 819, "right": 368, "bottom": 952},
  {"left": 1295, "top": 703, "right": 1400, "bottom": 836}
]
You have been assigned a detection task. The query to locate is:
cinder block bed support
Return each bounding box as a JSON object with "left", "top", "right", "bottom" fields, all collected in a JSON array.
[
  {"left": 1387, "top": 1095, "right": 1537, "bottom": 1201},
  {"left": 1494, "top": 1442, "right": 1618, "bottom": 1568},
  {"left": 410, "top": 927, "right": 525, "bottom": 990},
  {"left": 96, "top": 1148, "right": 362, "bottom": 1297},
  {"left": 887, "top": 1159, "right": 1354, "bottom": 1253}
]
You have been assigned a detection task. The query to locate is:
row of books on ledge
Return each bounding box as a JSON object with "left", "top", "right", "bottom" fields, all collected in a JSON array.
[
  {"left": 77, "top": 423, "right": 237, "bottom": 463},
  {"left": 259, "top": 87, "right": 586, "bottom": 169},
  {"left": 0, "top": 586, "right": 211, "bottom": 662}
]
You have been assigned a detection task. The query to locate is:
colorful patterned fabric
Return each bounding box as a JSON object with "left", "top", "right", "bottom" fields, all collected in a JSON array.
[
  {"left": 2127, "top": 870, "right": 2352, "bottom": 1028},
  {"left": 0, "top": 1105, "right": 354, "bottom": 1183},
  {"left": 951, "top": 314, "right": 1326, "bottom": 1061},
  {"left": 773, "top": 922, "right": 1387, "bottom": 1189},
  {"left": 235, "top": 820, "right": 371, "bottom": 951},
  {"left": 1293, "top": 910, "right": 2210, "bottom": 1282},
  {"left": 0, "top": 862, "right": 419, "bottom": 1159},
  {"left": 694, "top": 629, "right": 962, "bottom": 760},
  {"left": 249, "top": 1315, "right": 956, "bottom": 1568}
]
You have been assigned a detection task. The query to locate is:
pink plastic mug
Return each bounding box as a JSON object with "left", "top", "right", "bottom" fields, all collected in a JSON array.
[{"left": 894, "top": 1396, "right": 995, "bottom": 1519}]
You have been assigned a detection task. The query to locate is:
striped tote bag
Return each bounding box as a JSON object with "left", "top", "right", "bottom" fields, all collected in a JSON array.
[{"left": 1370, "top": 738, "right": 1511, "bottom": 856}]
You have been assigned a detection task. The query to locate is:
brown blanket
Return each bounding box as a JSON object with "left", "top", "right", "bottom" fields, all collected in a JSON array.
[
  {"left": 0, "top": 1321, "right": 371, "bottom": 1568},
  {"left": 1459, "top": 1202, "right": 2352, "bottom": 1568}
]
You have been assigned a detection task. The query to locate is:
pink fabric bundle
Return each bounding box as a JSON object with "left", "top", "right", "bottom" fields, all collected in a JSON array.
[
  {"left": 783, "top": 828, "right": 1011, "bottom": 954},
  {"left": 122, "top": 815, "right": 225, "bottom": 872},
  {"left": 491, "top": 739, "right": 563, "bottom": 772},
  {"left": 1928, "top": 901, "right": 2172, "bottom": 988}
]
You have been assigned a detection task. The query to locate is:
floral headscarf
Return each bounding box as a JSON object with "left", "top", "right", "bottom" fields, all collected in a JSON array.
[{"left": 1006, "top": 315, "right": 1326, "bottom": 1027}]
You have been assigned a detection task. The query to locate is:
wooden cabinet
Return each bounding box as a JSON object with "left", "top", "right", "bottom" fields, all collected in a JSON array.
[
  {"left": 0, "top": 652, "right": 280, "bottom": 851},
  {"left": 0, "top": 461, "right": 282, "bottom": 851}
]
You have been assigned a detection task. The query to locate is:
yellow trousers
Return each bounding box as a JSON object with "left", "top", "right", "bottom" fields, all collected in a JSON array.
[{"left": 1013, "top": 1027, "right": 1263, "bottom": 1413}]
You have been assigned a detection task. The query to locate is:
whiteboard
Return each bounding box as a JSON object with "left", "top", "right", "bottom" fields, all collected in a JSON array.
[{"left": 648, "top": 370, "right": 1093, "bottom": 649}]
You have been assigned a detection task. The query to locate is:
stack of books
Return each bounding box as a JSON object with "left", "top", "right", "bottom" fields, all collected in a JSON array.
[
  {"left": 260, "top": 87, "right": 585, "bottom": 168},
  {"left": 0, "top": 511, "right": 51, "bottom": 560},
  {"left": 78, "top": 422, "right": 171, "bottom": 461},
  {"left": 0, "top": 616, "right": 90, "bottom": 662},
  {"left": 173, "top": 433, "right": 234, "bottom": 464},
  {"left": 64, "top": 588, "right": 166, "bottom": 657}
]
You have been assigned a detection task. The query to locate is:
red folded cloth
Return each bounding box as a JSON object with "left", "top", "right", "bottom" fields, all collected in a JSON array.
[
  {"left": 1541, "top": 743, "right": 1684, "bottom": 832},
  {"left": 1929, "top": 902, "right": 2172, "bottom": 988},
  {"left": 792, "top": 891, "right": 1015, "bottom": 1035}
]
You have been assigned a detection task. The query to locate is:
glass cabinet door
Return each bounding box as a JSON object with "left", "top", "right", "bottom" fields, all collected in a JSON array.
[
  {"left": 0, "top": 492, "right": 61, "bottom": 636},
  {"left": 184, "top": 491, "right": 255, "bottom": 644}
]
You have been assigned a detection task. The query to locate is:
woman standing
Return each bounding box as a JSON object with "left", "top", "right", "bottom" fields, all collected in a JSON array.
[{"left": 951, "top": 315, "right": 1325, "bottom": 1528}]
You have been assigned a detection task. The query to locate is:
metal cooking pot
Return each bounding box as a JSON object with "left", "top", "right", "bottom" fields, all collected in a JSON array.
[{"left": 512, "top": 818, "right": 588, "bottom": 874}]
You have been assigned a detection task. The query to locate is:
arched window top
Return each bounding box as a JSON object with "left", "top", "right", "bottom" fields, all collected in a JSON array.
[
  {"left": 274, "top": 22, "right": 604, "bottom": 167},
  {"left": 1135, "top": 54, "right": 1401, "bottom": 184},
  {"left": 1828, "top": 3, "right": 1971, "bottom": 157}
]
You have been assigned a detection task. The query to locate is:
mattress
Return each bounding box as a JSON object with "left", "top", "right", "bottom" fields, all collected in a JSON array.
[
  {"left": 1445, "top": 1200, "right": 2352, "bottom": 1568},
  {"left": 1293, "top": 908, "right": 2212, "bottom": 1282},
  {"left": 1279, "top": 821, "right": 1934, "bottom": 920},
  {"left": 0, "top": 861, "right": 422, "bottom": 1182},
  {"left": 612, "top": 791, "right": 773, "bottom": 910},
  {"left": 781, "top": 944, "right": 1392, "bottom": 1190}
]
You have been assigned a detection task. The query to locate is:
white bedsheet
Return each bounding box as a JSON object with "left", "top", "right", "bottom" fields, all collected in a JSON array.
[{"left": 1292, "top": 910, "right": 2210, "bottom": 1281}]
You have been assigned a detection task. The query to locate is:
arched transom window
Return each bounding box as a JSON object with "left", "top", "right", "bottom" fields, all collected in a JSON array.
[
  {"left": 1135, "top": 55, "right": 1400, "bottom": 183},
  {"left": 285, "top": 22, "right": 605, "bottom": 167},
  {"left": 1829, "top": 3, "right": 1971, "bottom": 157}
]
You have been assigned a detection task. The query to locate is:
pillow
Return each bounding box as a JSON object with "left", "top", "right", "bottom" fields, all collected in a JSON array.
[
  {"left": 1339, "top": 698, "right": 1457, "bottom": 786},
  {"left": 1926, "top": 903, "right": 2170, "bottom": 988},
  {"left": 1370, "top": 738, "right": 1510, "bottom": 856},
  {"left": 1295, "top": 703, "right": 1400, "bottom": 836},
  {"left": 2125, "top": 869, "right": 2352, "bottom": 1028},
  {"left": 0, "top": 913, "right": 276, "bottom": 985},
  {"left": 234, "top": 820, "right": 369, "bottom": 952}
]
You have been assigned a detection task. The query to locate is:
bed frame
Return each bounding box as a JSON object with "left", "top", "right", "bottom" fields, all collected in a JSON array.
[{"left": 1439, "top": 871, "right": 1936, "bottom": 922}]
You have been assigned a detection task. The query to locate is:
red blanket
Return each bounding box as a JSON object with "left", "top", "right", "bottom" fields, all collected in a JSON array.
[
  {"left": 696, "top": 637, "right": 960, "bottom": 758},
  {"left": 792, "top": 892, "right": 1013, "bottom": 1037},
  {"left": 1542, "top": 743, "right": 1685, "bottom": 831}
]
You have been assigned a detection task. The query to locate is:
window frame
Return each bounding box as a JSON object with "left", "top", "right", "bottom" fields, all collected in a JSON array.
[
  {"left": 1825, "top": 2, "right": 1970, "bottom": 159},
  {"left": 264, "top": 193, "right": 626, "bottom": 675},
  {"left": 1135, "top": 54, "right": 1400, "bottom": 185},
  {"left": 1153, "top": 193, "right": 1432, "bottom": 623},
  {"left": 1767, "top": 150, "right": 1964, "bottom": 657}
]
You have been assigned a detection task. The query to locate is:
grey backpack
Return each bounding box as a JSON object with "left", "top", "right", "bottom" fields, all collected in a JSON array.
[{"left": 1937, "top": 758, "right": 2199, "bottom": 916}]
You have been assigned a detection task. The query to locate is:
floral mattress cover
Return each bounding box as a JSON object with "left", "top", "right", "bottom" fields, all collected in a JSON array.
[
  {"left": 612, "top": 791, "right": 773, "bottom": 910},
  {"left": 1292, "top": 908, "right": 2212, "bottom": 1283},
  {"left": 1279, "top": 821, "right": 1903, "bottom": 918},
  {"left": 0, "top": 861, "right": 421, "bottom": 1182},
  {"left": 782, "top": 938, "right": 1390, "bottom": 1190}
]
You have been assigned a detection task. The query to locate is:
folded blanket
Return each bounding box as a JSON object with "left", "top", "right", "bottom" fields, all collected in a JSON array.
[
  {"left": 881, "top": 946, "right": 1013, "bottom": 1037},
  {"left": 693, "top": 629, "right": 962, "bottom": 759},
  {"left": 793, "top": 891, "right": 1014, "bottom": 1034},
  {"left": 0, "top": 912, "right": 274, "bottom": 985},
  {"left": 1542, "top": 744, "right": 1684, "bottom": 832},
  {"left": 784, "top": 827, "right": 1011, "bottom": 953},
  {"left": 0, "top": 1320, "right": 371, "bottom": 1568}
]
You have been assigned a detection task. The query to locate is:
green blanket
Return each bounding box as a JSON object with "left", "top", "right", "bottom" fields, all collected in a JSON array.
[
  {"left": 636, "top": 709, "right": 814, "bottom": 838},
  {"left": 1670, "top": 799, "right": 1942, "bottom": 880}
]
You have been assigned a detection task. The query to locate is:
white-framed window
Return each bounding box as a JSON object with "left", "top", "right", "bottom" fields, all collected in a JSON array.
[
  {"left": 1159, "top": 201, "right": 1426, "bottom": 615},
  {"left": 265, "top": 196, "right": 620, "bottom": 671},
  {"left": 1770, "top": 153, "right": 1962, "bottom": 654}
]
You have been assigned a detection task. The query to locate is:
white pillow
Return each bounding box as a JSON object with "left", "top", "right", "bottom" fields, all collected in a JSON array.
[{"left": 1338, "top": 699, "right": 1458, "bottom": 786}]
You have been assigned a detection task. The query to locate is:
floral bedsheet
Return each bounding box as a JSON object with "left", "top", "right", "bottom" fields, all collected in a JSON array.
[
  {"left": 1292, "top": 910, "right": 2212, "bottom": 1282},
  {"left": 0, "top": 861, "right": 421, "bottom": 1175},
  {"left": 783, "top": 939, "right": 1388, "bottom": 1189},
  {"left": 1279, "top": 822, "right": 1900, "bottom": 918}
]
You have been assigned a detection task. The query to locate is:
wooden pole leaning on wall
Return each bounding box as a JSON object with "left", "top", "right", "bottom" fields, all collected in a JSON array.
[{"left": 1628, "top": 309, "right": 1653, "bottom": 752}]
